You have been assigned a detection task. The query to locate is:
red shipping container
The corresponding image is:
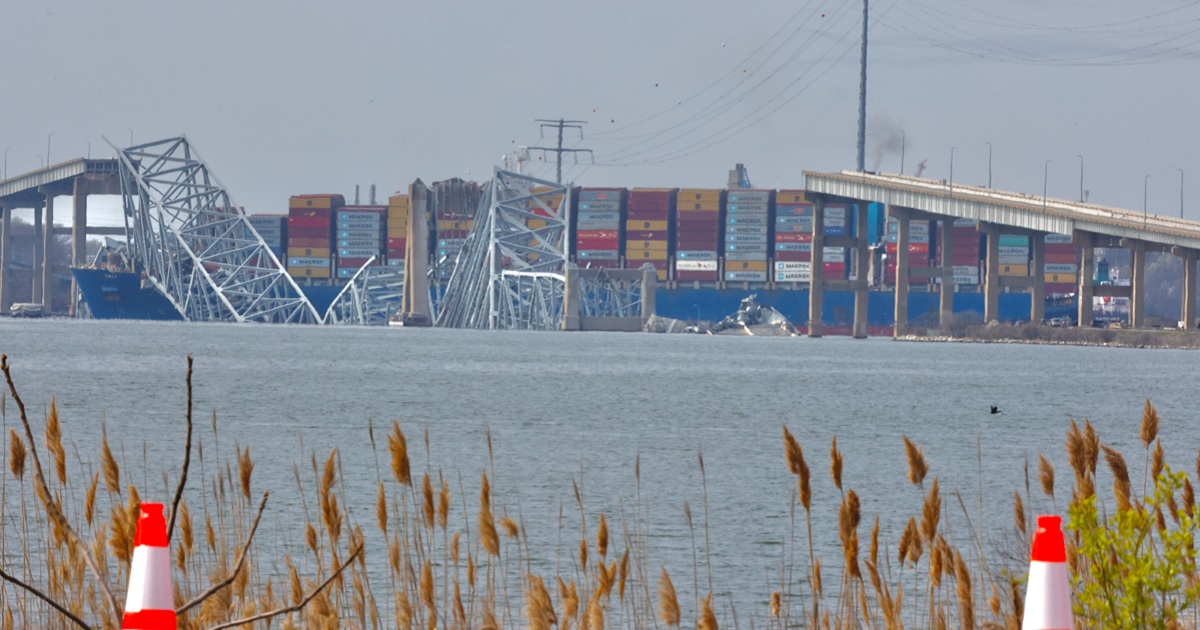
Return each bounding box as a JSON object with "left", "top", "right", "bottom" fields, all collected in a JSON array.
[
  {"left": 823, "top": 262, "right": 846, "bottom": 276},
  {"left": 677, "top": 240, "right": 718, "bottom": 250},
  {"left": 774, "top": 251, "right": 812, "bottom": 262},
  {"left": 387, "top": 238, "right": 407, "bottom": 249},
  {"left": 1045, "top": 252, "right": 1078, "bottom": 264},
  {"left": 290, "top": 226, "right": 333, "bottom": 238},
  {"left": 386, "top": 248, "right": 406, "bottom": 258},
  {"left": 775, "top": 232, "right": 813, "bottom": 243},
  {"left": 289, "top": 237, "right": 330, "bottom": 248},
  {"left": 627, "top": 190, "right": 672, "bottom": 209},
  {"left": 1046, "top": 283, "right": 1075, "bottom": 294},
  {"left": 675, "top": 270, "right": 719, "bottom": 281},
  {"left": 626, "top": 208, "right": 671, "bottom": 221},
  {"left": 576, "top": 238, "right": 621, "bottom": 250},
  {"left": 908, "top": 243, "right": 929, "bottom": 254},
  {"left": 289, "top": 216, "right": 332, "bottom": 228},
  {"left": 576, "top": 229, "right": 619, "bottom": 241},
  {"left": 338, "top": 257, "right": 374, "bottom": 267}
]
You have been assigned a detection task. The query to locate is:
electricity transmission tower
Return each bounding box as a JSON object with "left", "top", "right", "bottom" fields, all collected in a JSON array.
[{"left": 531, "top": 119, "right": 593, "bottom": 183}]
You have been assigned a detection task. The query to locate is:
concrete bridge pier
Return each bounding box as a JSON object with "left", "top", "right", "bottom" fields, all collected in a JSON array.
[
  {"left": 640, "top": 264, "right": 657, "bottom": 325},
  {"left": 562, "top": 264, "right": 580, "bottom": 331},
  {"left": 1075, "top": 230, "right": 1095, "bottom": 327},
  {"left": 892, "top": 206, "right": 910, "bottom": 336},
  {"left": 70, "top": 178, "right": 91, "bottom": 316},
  {"left": 939, "top": 217, "right": 954, "bottom": 328},
  {"left": 853, "top": 202, "right": 869, "bottom": 338},
  {"left": 808, "top": 197, "right": 826, "bottom": 337},
  {"left": 1030, "top": 233, "right": 1045, "bottom": 324},
  {"left": 1130, "top": 240, "right": 1146, "bottom": 329},
  {"left": 32, "top": 201, "right": 44, "bottom": 304},
  {"left": 982, "top": 222, "right": 1000, "bottom": 323},
  {"left": 39, "top": 186, "right": 55, "bottom": 312},
  {"left": 1181, "top": 248, "right": 1197, "bottom": 329},
  {"left": 0, "top": 204, "right": 9, "bottom": 312}
]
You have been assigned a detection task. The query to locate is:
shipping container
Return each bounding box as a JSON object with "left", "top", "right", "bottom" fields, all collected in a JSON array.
[
  {"left": 677, "top": 250, "right": 718, "bottom": 260},
  {"left": 289, "top": 194, "right": 346, "bottom": 210},
  {"left": 288, "top": 247, "right": 330, "bottom": 258},
  {"left": 288, "top": 267, "right": 332, "bottom": 279},
  {"left": 288, "top": 256, "right": 331, "bottom": 268},
  {"left": 725, "top": 271, "right": 768, "bottom": 282},
  {"left": 676, "top": 260, "right": 719, "bottom": 271},
  {"left": 577, "top": 249, "right": 620, "bottom": 260},
  {"left": 725, "top": 260, "right": 768, "bottom": 271},
  {"left": 1045, "top": 273, "right": 1077, "bottom": 284},
  {"left": 998, "top": 264, "right": 1029, "bottom": 276}
]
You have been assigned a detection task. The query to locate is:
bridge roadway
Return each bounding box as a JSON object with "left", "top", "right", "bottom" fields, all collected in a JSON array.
[
  {"left": 803, "top": 170, "right": 1200, "bottom": 336},
  {"left": 0, "top": 158, "right": 122, "bottom": 315}
]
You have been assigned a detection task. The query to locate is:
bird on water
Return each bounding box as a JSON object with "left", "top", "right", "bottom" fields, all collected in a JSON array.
[{"left": 990, "top": 405, "right": 1000, "bottom": 414}]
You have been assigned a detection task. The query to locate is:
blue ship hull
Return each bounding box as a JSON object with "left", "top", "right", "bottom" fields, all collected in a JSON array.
[{"left": 71, "top": 268, "right": 184, "bottom": 321}]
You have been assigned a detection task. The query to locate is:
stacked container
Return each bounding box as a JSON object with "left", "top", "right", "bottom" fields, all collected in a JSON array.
[
  {"left": 885, "top": 215, "right": 932, "bottom": 284},
  {"left": 288, "top": 194, "right": 344, "bottom": 281},
  {"left": 434, "top": 196, "right": 474, "bottom": 282},
  {"left": 822, "top": 204, "right": 849, "bottom": 279},
  {"left": 575, "top": 188, "right": 624, "bottom": 269},
  {"left": 723, "top": 189, "right": 771, "bottom": 283},
  {"left": 997, "top": 235, "right": 1030, "bottom": 277},
  {"left": 624, "top": 189, "right": 672, "bottom": 281},
  {"left": 335, "top": 205, "right": 386, "bottom": 280},
  {"left": 936, "top": 218, "right": 982, "bottom": 286},
  {"left": 386, "top": 195, "right": 409, "bottom": 269},
  {"left": 1043, "top": 233, "right": 1078, "bottom": 294},
  {"left": 247, "top": 214, "right": 287, "bottom": 261},
  {"left": 674, "top": 188, "right": 723, "bottom": 282},
  {"left": 773, "top": 190, "right": 813, "bottom": 283}
]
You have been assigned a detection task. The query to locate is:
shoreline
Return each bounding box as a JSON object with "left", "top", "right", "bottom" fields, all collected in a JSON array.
[{"left": 892, "top": 324, "right": 1200, "bottom": 349}]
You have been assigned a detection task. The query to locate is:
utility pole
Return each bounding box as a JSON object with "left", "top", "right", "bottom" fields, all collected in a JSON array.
[
  {"left": 856, "top": 0, "right": 868, "bottom": 172},
  {"left": 532, "top": 119, "right": 593, "bottom": 184}
]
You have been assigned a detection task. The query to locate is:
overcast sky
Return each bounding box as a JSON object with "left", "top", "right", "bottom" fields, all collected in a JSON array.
[{"left": 4, "top": 0, "right": 1200, "bottom": 224}]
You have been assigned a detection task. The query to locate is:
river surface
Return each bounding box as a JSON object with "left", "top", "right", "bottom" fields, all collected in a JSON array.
[{"left": 0, "top": 318, "right": 1196, "bottom": 622}]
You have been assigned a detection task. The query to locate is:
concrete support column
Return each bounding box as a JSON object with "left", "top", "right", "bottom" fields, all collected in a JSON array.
[
  {"left": 32, "top": 201, "right": 44, "bottom": 303},
  {"left": 1031, "top": 233, "right": 1045, "bottom": 324},
  {"left": 40, "top": 187, "right": 54, "bottom": 312},
  {"left": 71, "top": 178, "right": 90, "bottom": 317},
  {"left": 1130, "top": 241, "right": 1146, "bottom": 329},
  {"left": 983, "top": 223, "right": 1000, "bottom": 323},
  {"left": 562, "top": 264, "right": 580, "bottom": 331},
  {"left": 808, "top": 198, "right": 825, "bottom": 337},
  {"left": 853, "top": 202, "right": 869, "bottom": 338},
  {"left": 893, "top": 207, "right": 910, "bottom": 337},
  {"left": 0, "top": 204, "right": 10, "bottom": 313},
  {"left": 939, "top": 218, "right": 954, "bottom": 328},
  {"left": 1076, "top": 231, "right": 1094, "bottom": 327},
  {"left": 640, "top": 264, "right": 657, "bottom": 323},
  {"left": 1182, "top": 249, "right": 1196, "bottom": 329}
]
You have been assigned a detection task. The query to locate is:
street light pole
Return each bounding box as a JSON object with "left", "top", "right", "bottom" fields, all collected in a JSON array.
[
  {"left": 949, "top": 146, "right": 957, "bottom": 189},
  {"left": 1044, "top": 159, "right": 1052, "bottom": 212},
  {"left": 985, "top": 142, "right": 992, "bottom": 188},
  {"left": 1178, "top": 168, "right": 1184, "bottom": 218},
  {"left": 900, "top": 130, "right": 906, "bottom": 175},
  {"left": 46, "top": 133, "right": 52, "bottom": 168},
  {"left": 1076, "top": 155, "right": 1084, "bottom": 202},
  {"left": 1144, "top": 174, "right": 1151, "bottom": 228}
]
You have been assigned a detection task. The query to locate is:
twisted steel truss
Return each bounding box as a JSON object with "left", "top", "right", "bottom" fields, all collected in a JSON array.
[
  {"left": 436, "top": 169, "right": 571, "bottom": 329},
  {"left": 114, "top": 137, "right": 322, "bottom": 323},
  {"left": 325, "top": 260, "right": 406, "bottom": 325}
]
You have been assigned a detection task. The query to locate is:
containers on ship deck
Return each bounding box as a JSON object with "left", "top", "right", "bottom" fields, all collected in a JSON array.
[
  {"left": 288, "top": 195, "right": 344, "bottom": 281},
  {"left": 1043, "top": 233, "right": 1078, "bottom": 294},
  {"left": 387, "top": 195, "right": 409, "bottom": 268},
  {"left": 773, "top": 190, "right": 812, "bottom": 282},
  {"left": 334, "top": 205, "right": 386, "bottom": 279},
  {"left": 575, "top": 188, "right": 625, "bottom": 269},
  {"left": 675, "top": 188, "right": 723, "bottom": 282},
  {"left": 723, "top": 189, "right": 770, "bottom": 282},
  {"left": 247, "top": 214, "right": 287, "bottom": 260},
  {"left": 625, "top": 188, "right": 672, "bottom": 281},
  {"left": 884, "top": 214, "right": 932, "bottom": 285},
  {"left": 430, "top": 180, "right": 482, "bottom": 281}
]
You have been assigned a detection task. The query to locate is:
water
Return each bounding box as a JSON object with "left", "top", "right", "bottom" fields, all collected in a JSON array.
[{"left": 1, "top": 318, "right": 1196, "bottom": 622}]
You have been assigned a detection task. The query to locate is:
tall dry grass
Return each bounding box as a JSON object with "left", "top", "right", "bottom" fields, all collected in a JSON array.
[{"left": 1, "top": 353, "right": 1197, "bottom": 629}]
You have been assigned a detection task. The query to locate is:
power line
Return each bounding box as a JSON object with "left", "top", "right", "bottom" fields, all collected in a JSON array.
[{"left": 530, "top": 119, "right": 594, "bottom": 184}]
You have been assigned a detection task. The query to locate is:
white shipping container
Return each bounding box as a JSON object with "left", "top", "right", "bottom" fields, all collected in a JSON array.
[
  {"left": 1044, "top": 233, "right": 1073, "bottom": 244},
  {"left": 1045, "top": 263, "right": 1079, "bottom": 274},
  {"left": 822, "top": 247, "right": 846, "bottom": 263},
  {"left": 676, "top": 260, "right": 718, "bottom": 271},
  {"left": 288, "top": 257, "right": 329, "bottom": 268},
  {"left": 953, "top": 265, "right": 980, "bottom": 276},
  {"left": 337, "top": 212, "right": 385, "bottom": 222},
  {"left": 725, "top": 271, "right": 768, "bottom": 282},
  {"left": 775, "top": 270, "right": 812, "bottom": 282},
  {"left": 775, "top": 261, "right": 812, "bottom": 272}
]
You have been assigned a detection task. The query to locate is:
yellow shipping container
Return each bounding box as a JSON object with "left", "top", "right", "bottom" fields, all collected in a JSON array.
[
  {"left": 387, "top": 226, "right": 407, "bottom": 237},
  {"left": 288, "top": 267, "right": 332, "bottom": 279},
  {"left": 388, "top": 195, "right": 409, "bottom": 208},
  {"left": 677, "top": 189, "right": 722, "bottom": 204},
  {"left": 288, "top": 247, "right": 331, "bottom": 258},
  {"left": 727, "top": 260, "right": 768, "bottom": 272},
  {"left": 1044, "top": 273, "right": 1077, "bottom": 284},
  {"left": 528, "top": 219, "right": 547, "bottom": 229},
  {"left": 624, "top": 249, "right": 668, "bottom": 261},
  {"left": 388, "top": 208, "right": 410, "bottom": 220},
  {"left": 627, "top": 240, "right": 669, "bottom": 252},
  {"left": 289, "top": 196, "right": 338, "bottom": 210},
  {"left": 437, "top": 220, "right": 471, "bottom": 231},
  {"left": 677, "top": 203, "right": 720, "bottom": 212},
  {"left": 998, "top": 264, "right": 1029, "bottom": 276},
  {"left": 627, "top": 220, "right": 668, "bottom": 231}
]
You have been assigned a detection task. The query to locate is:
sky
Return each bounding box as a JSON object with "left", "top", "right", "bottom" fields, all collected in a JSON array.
[{"left": 3, "top": 0, "right": 1200, "bottom": 225}]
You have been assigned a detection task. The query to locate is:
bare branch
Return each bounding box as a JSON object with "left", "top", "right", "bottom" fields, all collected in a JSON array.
[
  {"left": 175, "top": 490, "right": 269, "bottom": 615},
  {"left": 167, "top": 354, "right": 194, "bottom": 543},
  {"left": 0, "top": 565, "right": 91, "bottom": 629},
  {"left": 208, "top": 544, "right": 363, "bottom": 630},
  {"left": 1, "top": 354, "right": 123, "bottom": 621}
]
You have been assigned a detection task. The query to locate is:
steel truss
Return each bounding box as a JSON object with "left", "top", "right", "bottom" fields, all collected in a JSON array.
[
  {"left": 114, "top": 137, "right": 322, "bottom": 323},
  {"left": 577, "top": 267, "right": 646, "bottom": 318},
  {"left": 325, "top": 260, "right": 406, "bottom": 325},
  {"left": 436, "top": 169, "right": 571, "bottom": 329}
]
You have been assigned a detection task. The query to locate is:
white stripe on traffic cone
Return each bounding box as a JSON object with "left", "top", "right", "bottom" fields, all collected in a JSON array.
[
  {"left": 1022, "top": 514, "right": 1073, "bottom": 630},
  {"left": 122, "top": 502, "right": 177, "bottom": 630}
]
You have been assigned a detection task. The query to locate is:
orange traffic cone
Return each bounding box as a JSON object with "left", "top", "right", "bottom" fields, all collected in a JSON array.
[
  {"left": 122, "top": 502, "right": 177, "bottom": 629},
  {"left": 1022, "top": 514, "right": 1073, "bottom": 630}
]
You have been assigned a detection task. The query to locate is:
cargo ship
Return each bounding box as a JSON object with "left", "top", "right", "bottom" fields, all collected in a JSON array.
[{"left": 72, "top": 180, "right": 1082, "bottom": 328}]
